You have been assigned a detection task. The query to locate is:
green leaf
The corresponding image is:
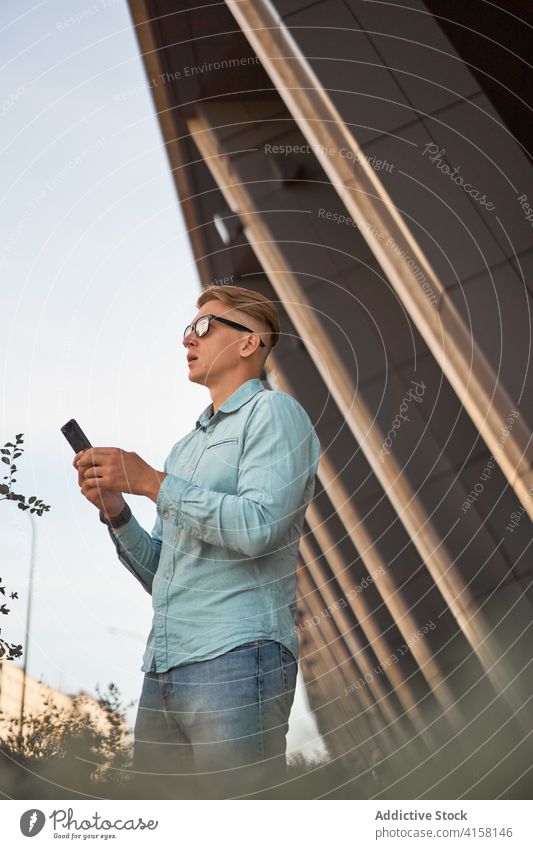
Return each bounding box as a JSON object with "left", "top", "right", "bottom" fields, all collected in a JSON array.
[
  {"left": 1, "top": 458, "right": 9, "bottom": 464},
  {"left": 15, "top": 434, "right": 23, "bottom": 440},
  {"left": 28, "top": 496, "right": 36, "bottom": 504},
  {"left": 0, "top": 449, "right": 10, "bottom": 455}
]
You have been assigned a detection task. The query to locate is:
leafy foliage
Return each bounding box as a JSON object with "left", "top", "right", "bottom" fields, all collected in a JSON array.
[
  {"left": 0, "top": 433, "right": 50, "bottom": 515},
  {"left": 0, "top": 682, "right": 135, "bottom": 797},
  {"left": 0, "top": 575, "right": 23, "bottom": 661},
  {"left": 0, "top": 433, "right": 50, "bottom": 661}
]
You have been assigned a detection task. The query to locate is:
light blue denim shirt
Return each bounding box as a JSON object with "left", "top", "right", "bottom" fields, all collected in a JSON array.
[{"left": 106, "top": 378, "right": 321, "bottom": 672}]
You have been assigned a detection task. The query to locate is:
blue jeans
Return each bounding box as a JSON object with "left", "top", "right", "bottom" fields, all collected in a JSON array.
[{"left": 132, "top": 639, "right": 297, "bottom": 798}]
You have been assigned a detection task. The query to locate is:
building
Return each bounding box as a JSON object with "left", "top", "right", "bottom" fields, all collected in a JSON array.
[
  {"left": 125, "top": 0, "right": 533, "bottom": 797},
  {"left": 0, "top": 662, "right": 117, "bottom": 742}
]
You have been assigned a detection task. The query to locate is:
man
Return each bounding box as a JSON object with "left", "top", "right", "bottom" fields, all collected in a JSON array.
[{"left": 74, "top": 284, "right": 320, "bottom": 798}]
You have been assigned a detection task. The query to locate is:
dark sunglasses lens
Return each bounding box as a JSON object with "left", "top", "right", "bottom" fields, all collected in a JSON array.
[{"left": 183, "top": 324, "right": 193, "bottom": 338}]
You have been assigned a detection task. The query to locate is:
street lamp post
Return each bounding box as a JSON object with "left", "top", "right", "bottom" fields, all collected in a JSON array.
[{"left": 18, "top": 512, "right": 36, "bottom": 751}]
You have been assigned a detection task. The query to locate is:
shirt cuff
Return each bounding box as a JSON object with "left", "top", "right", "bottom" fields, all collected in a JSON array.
[
  {"left": 108, "top": 512, "right": 143, "bottom": 545},
  {"left": 155, "top": 472, "right": 189, "bottom": 521}
]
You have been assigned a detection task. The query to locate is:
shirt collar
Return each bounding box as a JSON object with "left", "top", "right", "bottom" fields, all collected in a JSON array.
[{"left": 195, "top": 378, "right": 265, "bottom": 429}]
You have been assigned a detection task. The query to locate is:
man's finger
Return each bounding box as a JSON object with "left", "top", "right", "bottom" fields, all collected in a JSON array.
[
  {"left": 77, "top": 448, "right": 119, "bottom": 466},
  {"left": 84, "top": 476, "right": 111, "bottom": 491},
  {"left": 82, "top": 465, "right": 106, "bottom": 479}
]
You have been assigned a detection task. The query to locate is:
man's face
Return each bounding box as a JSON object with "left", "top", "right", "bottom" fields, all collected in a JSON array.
[{"left": 183, "top": 299, "right": 260, "bottom": 386}]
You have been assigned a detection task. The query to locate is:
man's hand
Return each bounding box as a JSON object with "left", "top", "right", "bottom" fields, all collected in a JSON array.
[
  {"left": 74, "top": 448, "right": 167, "bottom": 504},
  {"left": 73, "top": 449, "right": 125, "bottom": 517}
]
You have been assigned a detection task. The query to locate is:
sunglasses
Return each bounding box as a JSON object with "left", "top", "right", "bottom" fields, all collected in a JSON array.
[{"left": 183, "top": 314, "right": 265, "bottom": 347}]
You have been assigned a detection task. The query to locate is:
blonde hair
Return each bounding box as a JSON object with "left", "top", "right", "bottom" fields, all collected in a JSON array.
[{"left": 197, "top": 284, "right": 280, "bottom": 350}]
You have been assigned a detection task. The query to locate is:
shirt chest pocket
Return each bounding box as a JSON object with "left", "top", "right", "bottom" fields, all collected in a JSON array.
[
  {"left": 207, "top": 437, "right": 239, "bottom": 450},
  {"left": 197, "top": 436, "right": 240, "bottom": 491}
]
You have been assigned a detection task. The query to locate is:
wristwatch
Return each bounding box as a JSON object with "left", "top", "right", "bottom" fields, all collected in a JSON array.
[{"left": 99, "top": 502, "right": 132, "bottom": 529}]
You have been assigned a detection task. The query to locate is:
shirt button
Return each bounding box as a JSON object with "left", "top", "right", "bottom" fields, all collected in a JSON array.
[{"left": 163, "top": 511, "right": 169, "bottom": 519}]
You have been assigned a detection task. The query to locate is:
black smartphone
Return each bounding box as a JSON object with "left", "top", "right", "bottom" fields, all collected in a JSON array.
[{"left": 61, "top": 419, "right": 92, "bottom": 453}]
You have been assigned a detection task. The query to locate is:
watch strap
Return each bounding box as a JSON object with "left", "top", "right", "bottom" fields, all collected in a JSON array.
[{"left": 99, "top": 502, "right": 132, "bottom": 529}]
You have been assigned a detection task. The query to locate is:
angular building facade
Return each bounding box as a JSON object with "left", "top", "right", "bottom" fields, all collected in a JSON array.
[{"left": 126, "top": 0, "right": 533, "bottom": 797}]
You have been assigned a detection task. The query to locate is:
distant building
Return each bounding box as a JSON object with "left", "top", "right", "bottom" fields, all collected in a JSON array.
[
  {"left": 126, "top": 0, "right": 533, "bottom": 796},
  {"left": 0, "top": 662, "right": 118, "bottom": 740}
]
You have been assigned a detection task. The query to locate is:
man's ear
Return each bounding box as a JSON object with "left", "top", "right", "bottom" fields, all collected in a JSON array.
[{"left": 239, "top": 335, "right": 262, "bottom": 359}]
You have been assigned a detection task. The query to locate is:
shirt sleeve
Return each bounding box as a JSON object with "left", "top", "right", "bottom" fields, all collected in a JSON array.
[
  {"left": 105, "top": 510, "right": 162, "bottom": 595},
  {"left": 105, "top": 453, "right": 170, "bottom": 594},
  {"left": 156, "top": 393, "right": 320, "bottom": 557}
]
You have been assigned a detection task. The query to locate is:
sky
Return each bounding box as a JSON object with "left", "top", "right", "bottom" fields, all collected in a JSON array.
[{"left": 0, "top": 0, "right": 325, "bottom": 759}]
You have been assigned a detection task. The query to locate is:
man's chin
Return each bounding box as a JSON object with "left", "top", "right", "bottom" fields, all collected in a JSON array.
[{"left": 188, "top": 369, "right": 207, "bottom": 385}]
